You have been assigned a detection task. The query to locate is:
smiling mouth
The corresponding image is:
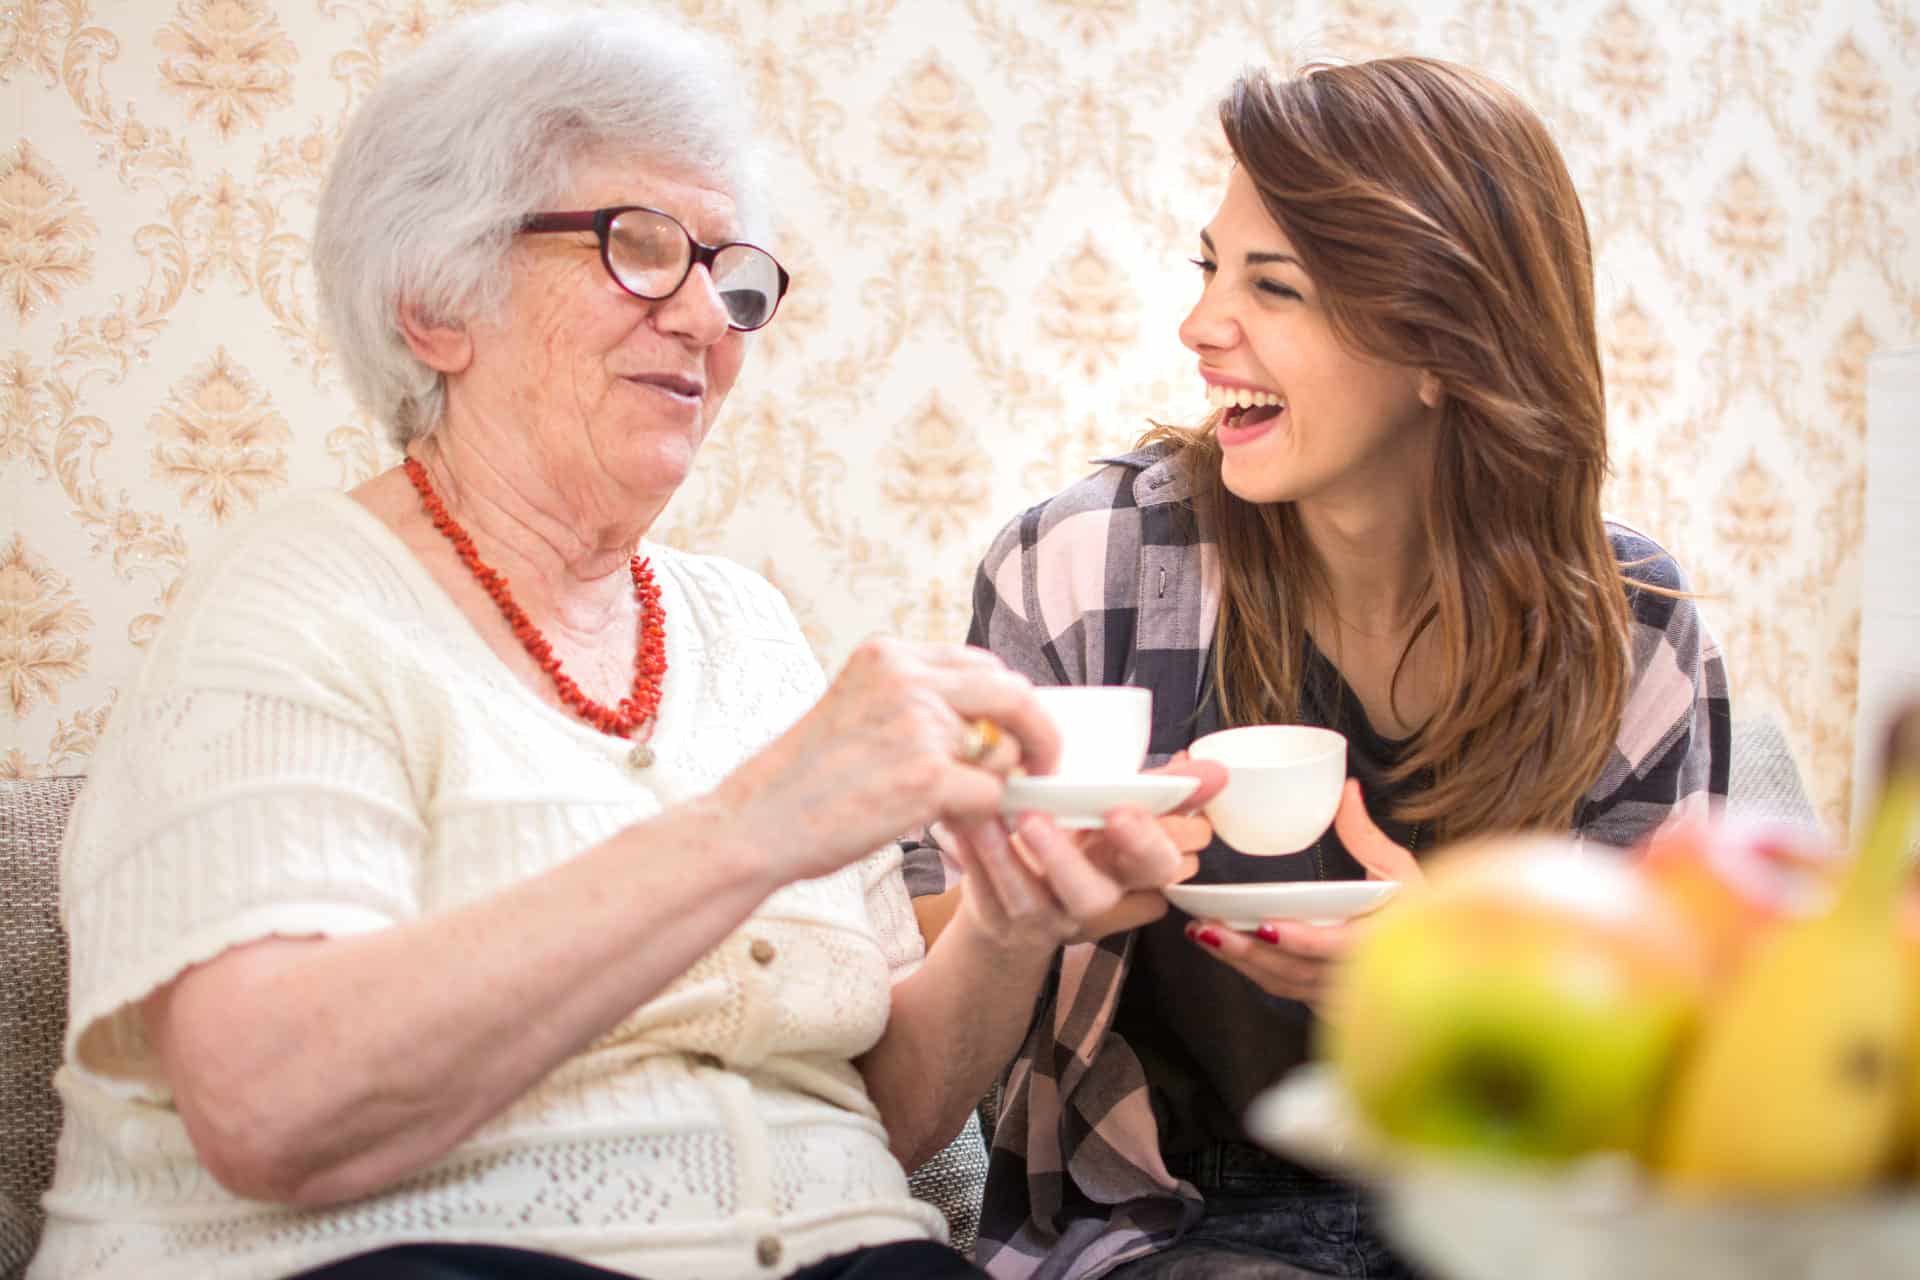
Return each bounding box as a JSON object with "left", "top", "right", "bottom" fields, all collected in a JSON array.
[{"left": 1205, "top": 383, "right": 1286, "bottom": 428}]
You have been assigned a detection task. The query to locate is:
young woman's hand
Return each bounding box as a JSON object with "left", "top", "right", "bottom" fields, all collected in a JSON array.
[
  {"left": 939, "top": 755, "right": 1226, "bottom": 953},
  {"left": 1185, "top": 779, "right": 1423, "bottom": 1006}
]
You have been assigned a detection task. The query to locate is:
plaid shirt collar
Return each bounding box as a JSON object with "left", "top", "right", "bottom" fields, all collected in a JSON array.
[{"left": 1098, "top": 445, "right": 1192, "bottom": 508}]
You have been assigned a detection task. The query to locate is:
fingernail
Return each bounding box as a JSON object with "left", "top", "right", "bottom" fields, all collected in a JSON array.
[
  {"left": 1191, "top": 926, "right": 1224, "bottom": 949},
  {"left": 1255, "top": 924, "right": 1280, "bottom": 945}
]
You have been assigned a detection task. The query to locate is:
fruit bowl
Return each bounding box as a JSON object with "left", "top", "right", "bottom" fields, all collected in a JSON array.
[{"left": 1246, "top": 1065, "right": 1920, "bottom": 1280}]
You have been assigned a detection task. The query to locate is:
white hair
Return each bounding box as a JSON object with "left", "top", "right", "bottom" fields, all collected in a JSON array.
[{"left": 314, "top": 4, "right": 767, "bottom": 448}]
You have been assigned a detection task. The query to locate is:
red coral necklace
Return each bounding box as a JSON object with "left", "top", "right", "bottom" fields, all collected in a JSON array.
[{"left": 404, "top": 456, "right": 666, "bottom": 744}]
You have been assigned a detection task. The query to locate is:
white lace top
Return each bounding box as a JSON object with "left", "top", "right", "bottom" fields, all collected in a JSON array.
[{"left": 32, "top": 493, "right": 941, "bottom": 1280}]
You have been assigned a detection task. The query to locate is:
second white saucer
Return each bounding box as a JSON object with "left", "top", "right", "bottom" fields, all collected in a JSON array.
[
  {"left": 1162, "top": 880, "right": 1400, "bottom": 929},
  {"left": 1001, "top": 774, "right": 1202, "bottom": 829}
]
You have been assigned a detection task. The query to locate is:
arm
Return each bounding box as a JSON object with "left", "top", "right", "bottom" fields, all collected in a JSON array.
[
  {"left": 859, "top": 898, "right": 1057, "bottom": 1170},
  {"left": 862, "top": 798, "right": 1219, "bottom": 1170},
  {"left": 1577, "top": 566, "right": 1733, "bottom": 848},
  {"left": 146, "top": 638, "right": 1064, "bottom": 1207},
  {"left": 147, "top": 797, "right": 779, "bottom": 1207}
]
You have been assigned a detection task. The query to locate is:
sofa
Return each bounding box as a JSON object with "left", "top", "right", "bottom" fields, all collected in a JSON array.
[{"left": 0, "top": 718, "right": 1816, "bottom": 1279}]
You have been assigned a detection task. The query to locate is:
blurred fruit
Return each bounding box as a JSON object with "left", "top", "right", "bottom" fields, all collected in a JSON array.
[
  {"left": 1908, "top": 921, "right": 1920, "bottom": 1176},
  {"left": 1901, "top": 877, "right": 1920, "bottom": 1177},
  {"left": 1320, "top": 834, "right": 1711, "bottom": 1164},
  {"left": 1638, "top": 816, "right": 1837, "bottom": 983},
  {"left": 1654, "top": 705, "right": 1920, "bottom": 1196}
]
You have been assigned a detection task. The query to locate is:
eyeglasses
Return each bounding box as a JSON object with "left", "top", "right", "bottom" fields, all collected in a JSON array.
[{"left": 519, "top": 205, "right": 791, "bottom": 332}]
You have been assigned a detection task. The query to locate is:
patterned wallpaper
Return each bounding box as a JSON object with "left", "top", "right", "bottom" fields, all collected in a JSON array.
[{"left": 4, "top": 0, "right": 1917, "bottom": 837}]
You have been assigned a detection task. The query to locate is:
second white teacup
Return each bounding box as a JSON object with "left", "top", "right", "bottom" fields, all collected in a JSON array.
[
  {"left": 1187, "top": 724, "right": 1348, "bottom": 855},
  {"left": 1032, "top": 685, "right": 1153, "bottom": 778}
]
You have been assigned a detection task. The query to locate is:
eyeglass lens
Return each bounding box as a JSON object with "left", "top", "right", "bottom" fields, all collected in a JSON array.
[{"left": 606, "top": 209, "right": 782, "bottom": 330}]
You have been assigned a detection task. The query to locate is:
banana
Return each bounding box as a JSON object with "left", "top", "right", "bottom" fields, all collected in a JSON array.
[
  {"left": 1653, "top": 705, "right": 1920, "bottom": 1195},
  {"left": 1908, "top": 932, "right": 1920, "bottom": 1175}
]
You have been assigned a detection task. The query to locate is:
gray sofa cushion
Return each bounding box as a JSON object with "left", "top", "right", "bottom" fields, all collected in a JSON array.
[
  {"left": 909, "top": 1109, "right": 988, "bottom": 1257},
  {"left": 1727, "top": 715, "right": 1818, "bottom": 829},
  {"left": 0, "top": 777, "right": 81, "bottom": 1280}
]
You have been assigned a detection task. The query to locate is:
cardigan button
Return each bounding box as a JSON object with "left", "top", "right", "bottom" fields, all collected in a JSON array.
[
  {"left": 756, "top": 1236, "right": 782, "bottom": 1267},
  {"left": 749, "top": 938, "right": 776, "bottom": 966}
]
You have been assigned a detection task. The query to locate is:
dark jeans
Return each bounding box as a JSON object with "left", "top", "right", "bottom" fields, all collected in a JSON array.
[
  {"left": 1103, "top": 1143, "right": 1424, "bottom": 1280},
  {"left": 286, "top": 1239, "right": 985, "bottom": 1279}
]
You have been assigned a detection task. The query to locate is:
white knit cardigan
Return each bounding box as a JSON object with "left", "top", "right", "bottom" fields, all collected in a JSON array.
[{"left": 33, "top": 493, "right": 942, "bottom": 1280}]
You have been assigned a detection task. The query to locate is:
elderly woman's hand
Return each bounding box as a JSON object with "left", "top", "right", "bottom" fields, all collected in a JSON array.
[
  {"left": 716, "top": 638, "right": 1060, "bottom": 886},
  {"left": 936, "top": 755, "right": 1226, "bottom": 952},
  {"left": 1183, "top": 780, "right": 1423, "bottom": 1006}
]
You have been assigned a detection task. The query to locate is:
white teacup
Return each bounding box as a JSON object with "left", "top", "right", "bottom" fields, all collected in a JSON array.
[
  {"left": 1032, "top": 686, "right": 1153, "bottom": 779},
  {"left": 1187, "top": 725, "right": 1348, "bottom": 855}
]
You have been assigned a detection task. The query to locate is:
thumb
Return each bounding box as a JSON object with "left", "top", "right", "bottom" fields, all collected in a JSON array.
[{"left": 1333, "top": 779, "right": 1423, "bottom": 884}]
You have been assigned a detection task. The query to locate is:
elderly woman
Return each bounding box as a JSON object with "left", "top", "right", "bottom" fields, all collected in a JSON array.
[{"left": 28, "top": 10, "right": 1218, "bottom": 1280}]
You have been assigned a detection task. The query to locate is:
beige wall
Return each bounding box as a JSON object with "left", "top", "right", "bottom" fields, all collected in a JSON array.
[{"left": 4, "top": 0, "right": 1917, "bottom": 834}]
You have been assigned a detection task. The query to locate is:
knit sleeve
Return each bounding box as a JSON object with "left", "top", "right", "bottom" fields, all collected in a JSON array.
[
  {"left": 59, "top": 506, "right": 428, "bottom": 1101},
  {"left": 860, "top": 843, "right": 927, "bottom": 980}
]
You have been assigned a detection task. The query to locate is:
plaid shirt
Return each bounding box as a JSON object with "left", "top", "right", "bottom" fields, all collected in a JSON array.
[{"left": 904, "top": 443, "right": 1731, "bottom": 1279}]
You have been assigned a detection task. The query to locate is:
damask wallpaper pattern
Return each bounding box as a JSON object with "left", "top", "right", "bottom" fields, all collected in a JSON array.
[{"left": 3, "top": 0, "right": 1917, "bottom": 835}]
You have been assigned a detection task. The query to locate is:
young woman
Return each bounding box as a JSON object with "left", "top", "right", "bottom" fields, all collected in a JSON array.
[{"left": 929, "top": 57, "right": 1731, "bottom": 1279}]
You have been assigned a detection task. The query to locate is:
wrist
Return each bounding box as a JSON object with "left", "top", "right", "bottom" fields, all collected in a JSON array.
[
  {"left": 647, "top": 789, "right": 786, "bottom": 904},
  {"left": 949, "top": 897, "right": 1064, "bottom": 971}
]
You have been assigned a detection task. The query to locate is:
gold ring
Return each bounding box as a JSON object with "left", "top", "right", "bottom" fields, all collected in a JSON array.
[{"left": 957, "top": 717, "right": 1003, "bottom": 766}]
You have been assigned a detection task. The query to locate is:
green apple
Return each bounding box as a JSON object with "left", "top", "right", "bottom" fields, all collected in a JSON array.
[{"left": 1319, "top": 836, "right": 1712, "bottom": 1164}]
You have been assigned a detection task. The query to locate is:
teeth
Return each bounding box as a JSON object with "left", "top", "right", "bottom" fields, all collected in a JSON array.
[{"left": 1204, "top": 384, "right": 1286, "bottom": 411}]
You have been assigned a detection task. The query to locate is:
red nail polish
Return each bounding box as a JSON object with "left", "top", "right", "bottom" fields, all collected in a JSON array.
[
  {"left": 1255, "top": 924, "right": 1280, "bottom": 945},
  {"left": 1194, "top": 927, "right": 1224, "bottom": 949}
]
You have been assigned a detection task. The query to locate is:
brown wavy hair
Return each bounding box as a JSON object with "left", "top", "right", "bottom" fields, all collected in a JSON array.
[{"left": 1156, "top": 58, "right": 1632, "bottom": 840}]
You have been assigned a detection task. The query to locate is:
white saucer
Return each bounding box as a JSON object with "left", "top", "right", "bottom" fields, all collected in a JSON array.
[
  {"left": 1162, "top": 880, "right": 1400, "bottom": 929},
  {"left": 1001, "top": 774, "right": 1202, "bottom": 829}
]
